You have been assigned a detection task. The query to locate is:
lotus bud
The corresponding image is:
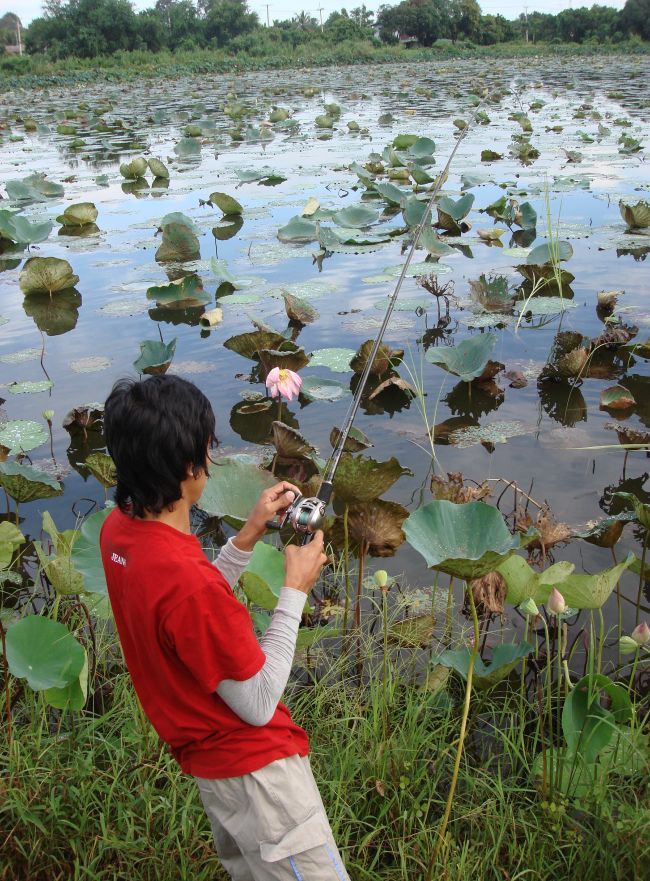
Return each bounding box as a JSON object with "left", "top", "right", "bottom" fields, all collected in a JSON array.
[
  {"left": 374, "top": 569, "right": 389, "bottom": 590},
  {"left": 42, "top": 409, "right": 54, "bottom": 424},
  {"left": 619, "top": 635, "right": 640, "bottom": 655},
  {"left": 631, "top": 621, "right": 650, "bottom": 646},
  {"left": 519, "top": 597, "right": 539, "bottom": 618},
  {"left": 546, "top": 588, "right": 567, "bottom": 616}
]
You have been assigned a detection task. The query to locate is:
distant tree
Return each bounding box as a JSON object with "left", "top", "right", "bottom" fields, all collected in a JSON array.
[
  {"left": 449, "top": 0, "right": 481, "bottom": 42},
  {"left": 25, "top": 0, "right": 139, "bottom": 57},
  {"left": 620, "top": 0, "right": 650, "bottom": 39},
  {"left": 292, "top": 11, "right": 319, "bottom": 31},
  {"left": 377, "top": 0, "right": 450, "bottom": 46},
  {"left": 478, "top": 13, "right": 514, "bottom": 45},
  {"left": 350, "top": 4, "right": 375, "bottom": 32},
  {"left": 201, "top": 0, "right": 258, "bottom": 47},
  {"left": 136, "top": 10, "right": 168, "bottom": 51},
  {"left": 324, "top": 10, "right": 369, "bottom": 41},
  {"left": 154, "top": 0, "right": 201, "bottom": 48},
  {"left": 0, "top": 12, "right": 21, "bottom": 47}
]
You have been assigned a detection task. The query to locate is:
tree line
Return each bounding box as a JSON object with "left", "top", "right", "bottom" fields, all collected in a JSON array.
[{"left": 6, "top": 0, "right": 649, "bottom": 60}]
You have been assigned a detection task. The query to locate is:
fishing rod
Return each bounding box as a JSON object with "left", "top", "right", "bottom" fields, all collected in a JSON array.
[{"left": 268, "top": 125, "right": 470, "bottom": 545}]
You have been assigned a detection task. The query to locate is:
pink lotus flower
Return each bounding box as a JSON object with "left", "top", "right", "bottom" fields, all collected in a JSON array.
[
  {"left": 547, "top": 587, "right": 567, "bottom": 616},
  {"left": 266, "top": 367, "right": 302, "bottom": 402},
  {"left": 631, "top": 621, "right": 650, "bottom": 646}
]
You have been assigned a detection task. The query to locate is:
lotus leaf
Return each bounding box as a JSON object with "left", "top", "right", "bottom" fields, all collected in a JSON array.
[
  {"left": 315, "top": 115, "right": 334, "bottom": 129},
  {"left": 600, "top": 386, "right": 635, "bottom": 411},
  {"left": 155, "top": 222, "right": 201, "bottom": 262},
  {"left": 402, "top": 196, "right": 428, "bottom": 228},
  {"left": 425, "top": 333, "right": 497, "bottom": 382},
  {"left": 435, "top": 642, "right": 534, "bottom": 688},
  {"left": 333, "top": 454, "right": 412, "bottom": 504},
  {"left": 277, "top": 215, "right": 319, "bottom": 244},
  {"left": 0, "top": 461, "right": 63, "bottom": 503},
  {"left": 563, "top": 674, "right": 633, "bottom": 765},
  {"left": 85, "top": 452, "right": 117, "bottom": 488},
  {"left": 200, "top": 307, "right": 224, "bottom": 327},
  {"left": 271, "top": 422, "right": 317, "bottom": 461},
  {"left": 45, "top": 652, "right": 88, "bottom": 711},
  {"left": 213, "top": 216, "right": 243, "bottom": 241},
  {"left": 0, "top": 420, "right": 48, "bottom": 455},
  {"left": 5, "top": 615, "right": 85, "bottom": 691},
  {"left": 481, "top": 149, "right": 503, "bottom": 161},
  {"left": 300, "top": 377, "right": 351, "bottom": 402},
  {"left": 351, "top": 340, "right": 404, "bottom": 375},
  {"left": 258, "top": 345, "right": 310, "bottom": 374},
  {"left": 146, "top": 276, "right": 209, "bottom": 309},
  {"left": 310, "top": 348, "right": 355, "bottom": 373},
  {"left": 133, "top": 338, "right": 177, "bottom": 375},
  {"left": 332, "top": 205, "right": 379, "bottom": 228},
  {"left": 527, "top": 240, "right": 573, "bottom": 265},
  {"left": 224, "top": 330, "right": 286, "bottom": 360},
  {"left": 209, "top": 192, "right": 243, "bottom": 216},
  {"left": 119, "top": 157, "right": 148, "bottom": 179},
  {"left": 174, "top": 137, "right": 201, "bottom": 158},
  {"left": 328, "top": 499, "right": 409, "bottom": 557},
  {"left": 449, "top": 420, "right": 528, "bottom": 449},
  {"left": 281, "top": 292, "right": 318, "bottom": 326},
  {"left": 516, "top": 263, "right": 575, "bottom": 288},
  {"left": 374, "top": 181, "right": 407, "bottom": 206},
  {"left": 234, "top": 167, "right": 286, "bottom": 185},
  {"left": 438, "top": 193, "right": 474, "bottom": 223},
  {"left": 496, "top": 553, "right": 633, "bottom": 609},
  {"left": 420, "top": 226, "right": 456, "bottom": 257},
  {"left": 198, "top": 456, "right": 277, "bottom": 525},
  {"left": 318, "top": 227, "right": 391, "bottom": 252},
  {"left": 0, "top": 210, "right": 53, "bottom": 245},
  {"left": 159, "top": 212, "right": 197, "bottom": 233},
  {"left": 404, "top": 500, "right": 530, "bottom": 580},
  {"left": 612, "top": 492, "right": 650, "bottom": 530},
  {"left": 574, "top": 515, "right": 632, "bottom": 549},
  {"left": 469, "top": 275, "right": 514, "bottom": 312},
  {"left": 148, "top": 158, "right": 169, "bottom": 179},
  {"left": 6, "top": 173, "right": 64, "bottom": 201},
  {"left": 19, "top": 256, "right": 79, "bottom": 295},
  {"left": 23, "top": 288, "right": 81, "bottom": 336},
  {"left": 56, "top": 202, "right": 98, "bottom": 228},
  {"left": 368, "top": 376, "right": 417, "bottom": 401},
  {"left": 35, "top": 544, "right": 85, "bottom": 596},
  {"left": 330, "top": 426, "right": 373, "bottom": 452},
  {"left": 0, "top": 522, "right": 24, "bottom": 569},
  {"left": 619, "top": 200, "right": 650, "bottom": 229},
  {"left": 70, "top": 506, "right": 113, "bottom": 594},
  {"left": 392, "top": 134, "right": 419, "bottom": 149},
  {"left": 8, "top": 380, "right": 53, "bottom": 395},
  {"left": 388, "top": 613, "right": 436, "bottom": 648}
]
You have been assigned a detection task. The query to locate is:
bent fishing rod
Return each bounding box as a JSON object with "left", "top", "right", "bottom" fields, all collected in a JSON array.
[{"left": 269, "top": 125, "right": 470, "bottom": 545}]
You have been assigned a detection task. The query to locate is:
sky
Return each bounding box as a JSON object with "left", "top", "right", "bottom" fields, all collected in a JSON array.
[{"left": 4, "top": 0, "right": 628, "bottom": 29}]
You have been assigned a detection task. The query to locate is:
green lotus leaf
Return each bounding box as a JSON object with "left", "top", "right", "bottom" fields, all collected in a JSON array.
[
  {"left": 612, "top": 492, "right": 650, "bottom": 530},
  {"left": 496, "top": 553, "right": 633, "bottom": 609},
  {"left": 0, "top": 521, "right": 24, "bottom": 569},
  {"left": 349, "top": 161, "right": 374, "bottom": 187},
  {"left": 5, "top": 615, "right": 85, "bottom": 691},
  {"left": 517, "top": 202, "right": 537, "bottom": 230},
  {"left": 296, "top": 624, "right": 339, "bottom": 649},
  {"left": 198, "top": 456, "right": 277, "bottom": 526},
  {"left": 8, "top": 380, "right": 53, "bottom": 395},
  {"left": 404, "top": 500, "right": 529, "bottom": 579},
  {"left": 526, "top": 240, "right": 573, "bottom": 265},
  {"left": 481, "top": 149, "right": 503, "bottom": 161},
  {"left": 315, "top": 114, "right": 334, "bottom": 129},
  {"left": 619, "top": 200, "right": 650, "bottom": 229},
  {"left": 310, "top": 348, "right": 355, "bottom": 373},
  {"left": 563, "top": 674, "right": 633, "bottom": 765},
  {"left": 448, "top": 420, "right": 529, "bottom": 449},
  {"left": 45, "top": 651, "right": 88, "bottom": 710},
  {"left": 119, "top": 156, "right": 148, "bottom": 179},
  {"left": 68, "top": 506, "right": 113, "bottom": 595},
  {"left": 146, "top": 275, "right": 209, "bottom": 309},
  {"left": 271, "top": 422, "right": 317, "bottom": 460},
  {"left": 425, "top": 333, "right": 497, "bottom": 382},
  {"left": 147, "top": 158, "right": 169, "bottom": 179},
  {"left": 410, "top": 165, "right": 436, "bottom": 185},
  {"left": 408, "top": 136, "right": 436, "bottom": 158},
  {"left": 56, "top": 202, "right": 98, "bottom": 227},
  {"left": 392, "top": 134, "right": 419, "bottom": 150},
  {"left": 155, "top": 222, "right": 201, "bottom": 262},
  {"left": 300, "top": 376, "right": 351, "bottom": 402},
  {"left": 283, "top": 292, "right": 319, "bottom": 325},
  {"left": 327, "top": 499, "right": 409, "bottom": 558},
  {"left": 0, "top": 419, "right": 48, "bottom": 455},
  {"left": 133, "top": 338, "right": 177, "bottom": 375},
  {"left": 234, "top": 167, "right": 286, "bottom": 185},
  {"left": 434, "top": 641, "right": 534, "bottom": 688},
  {"left": 35, "top": 542, "right": 85, "bottom": 596},
  {"left": 420, "top": 226, "right": 456, "bottom": 257},
  {"left": 333, "top": 454, "right": 412, "bottom": 504},
  {"left": 373, "top": 181, "right": 407, "bottom": 206},
  {"left": 332, "top": 205, "right": 379, "bottom": 228},
  {"left": 438, "top": 193, "right": 474, "bottom": 222},
  {"left": 350, "top": 340, "right": 403, "bottom": 376},
  {"left": 85, "top": 452, "right": 117, "bottom": 488},
  {"left": 208, "top": 192, "right": 243, "bottom": 216},
  {"left": 516, "top": 264, "right": 575, "bottom": 288},
  {"left": 0, "top": 461, "right": 63, "bottom": 503},
  {"left": 19, "top": 256, "right": 79, "bottom": 295},
  {"left": 159, "top": 212, "right": 197, "bottom": 233},
  {"left": 402, "top": 196, "right": 428, "bottom": 228},
  {"left": 277, "top": 216, "right": 318, "bottom": 243},
  {"left": 23, "top": 288, "right": 81, "bottom": 336},
  {"left": 6, "top": 173, "right": 64, "bottom": 201},
  {"left": 0, "top": 210, "right": 53, "bottom": 245},
  {"left": 574, "top": 514, "right": 632, "bottom": 549},
  {"left": 224, "top": 329, "right": 286, "bottom": 360},
  {"left": 318, "top": 227, "right": 391, "bottom": 251},
  {"left": 258, "top": 346, "right": 310, "bottom": 373},
  {"left": 269, "top": 106, "right": 290, "bottom": 123},
  {"left": 330, "top": 426, "right": 373, "bottom": 452}
]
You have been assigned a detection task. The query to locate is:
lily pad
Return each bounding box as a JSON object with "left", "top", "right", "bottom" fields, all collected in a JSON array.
[
  {"left": 332, "top": 205, "right": 379, "bottom": 228},
  {"left": 119, "top": 157, "right": 148, "bottom": 179},
  {"left": 155, "top": 222, "right": 201, "bottom": 262},
  {"left": 0, "top": 522, "right": 24, "bottom": 568},
  {"left": 619, "top": 200, "right": 650, "bottom": 229},
  {"left": 0, "top": 420, "right": 48, "bottom": 455},
  {"left": 600, "top": 385, "right": 635, "bottom": 411},
  {"left": 449, "top": 420, "right": 529, "bottom": 449},
  {"left": 277, "top": 216, "right": 318, "bottom": 244},
  {"left": 526, "top": 240, "right": 573, "bottom": 265},
  {"left": 19, "top": 257, "right": 79, "bottom": 295},
  {"left": 300, "top": 377, "right": 351, "bottom": 402},
  {"left": 70, "top": 506, "right": 113, "bottom": 594},
  {"left": 333, "top": 454, "right": 412, "bottom": 504},
  {"left": 310, "top": 348, "right": 355, "bottom": 372},
  {"left": 7, "top": 380, "right": 53, "bottom": 395},
  {"left": 208, "top": 192, "right": 243, "bottom": 216},
  {"left": 0, "top": 461, "right": 63, "bottom": 503},
  {"left": 425, "top": 333, "right": 497, "bottom": 382},
  {"left": 0, "top": 210, "right": 53, "bottom": 245},
  {"left": 133, "top": 338, "right": 177, "bottom": 375},
  {"left": 240, "top": 541, "right": 286, "bottom": 610},
  {"left": 85, "top": 452, "right": 117, "bottom": 488},
  {"left": 271, "top": 422, "right": 317, "bottom": 461},
  {"left": 330, "top": 425, "right": 373, "bottom": 452},
  {"left": 148, "top": 158, "right": 169, "bottom": 179},
  {"left": 351, "top": 340, "right": 403, "bottom": 375},
  {"left": 224, "top": 329, "right": 286, "bottom": 360},
  {"left": 146, "top": 275, "right": 210, "bottom": 309},
  {"left": 198, "top": 456, "right": 277, "bottom": 525},
  {"left": 404, "top": 500, "right": 530, "bottom": 580},
  {"left": 56, "top": 202, "right": 98, "bottom": 227}
]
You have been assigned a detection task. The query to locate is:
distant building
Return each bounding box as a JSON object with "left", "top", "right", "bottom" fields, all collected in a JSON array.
[{"left": 398, "top": 34, "right": 419, "bottom": 49}]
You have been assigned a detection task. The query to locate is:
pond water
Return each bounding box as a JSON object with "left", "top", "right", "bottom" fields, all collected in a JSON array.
[{"left": 1, "top": 56, "right": 649, "bottom": 648}]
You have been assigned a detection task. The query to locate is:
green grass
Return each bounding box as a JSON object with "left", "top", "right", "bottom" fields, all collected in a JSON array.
[{"left": 2, "top": 608, "right": 648, "bottom": 881}]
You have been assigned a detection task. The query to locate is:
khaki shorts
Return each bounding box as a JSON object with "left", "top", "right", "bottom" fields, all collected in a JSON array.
[{"left": 194, "top": 754, "right": 351, "bottom": 881}]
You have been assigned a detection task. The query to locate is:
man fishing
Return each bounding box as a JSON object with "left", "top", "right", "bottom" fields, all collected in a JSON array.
[{"left": 100, "top": 374, "right": 351, "bottom": 881}]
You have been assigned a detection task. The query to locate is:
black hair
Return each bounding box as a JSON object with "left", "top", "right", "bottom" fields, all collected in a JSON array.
[{"left": 104, "top": 375, "right": 216, "bottom": 518}]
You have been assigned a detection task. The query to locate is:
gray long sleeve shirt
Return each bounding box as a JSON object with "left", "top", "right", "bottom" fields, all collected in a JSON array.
[{"left": 212, "top": 538, "right": 304, "bottom": 726}]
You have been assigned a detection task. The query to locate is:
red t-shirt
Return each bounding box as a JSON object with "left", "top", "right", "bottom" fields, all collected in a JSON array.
[{"left": 100, "top": 508, "right": 309, "bottom": 778}]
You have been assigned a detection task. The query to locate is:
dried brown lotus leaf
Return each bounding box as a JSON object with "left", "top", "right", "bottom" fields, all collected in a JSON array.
[
  {"left": 271, "top": 422, "right": 317, "bottom": 460},
  {"left": 350, "top": 340, "right": 404, "bottom": 376},
  {"left": 258, "top": 347, "right": 310, "bottom": 373},
  {"left": 368, "top": 376, "right": 417, "bottom": 401},
  {"left": 282, "top": 292, "right": 319, "bottom": 326},
  {"left": 333, "top": 453, "right": 412, "bottom": 504},
  {"left": 470, "top": 571, "right": 507, "bottom": 616},
  {"left": 329, "top": 426, "right": 373, "bottom": 453},
  {"left": 223, "top": 330, "right": 286, "bottom": 360},
  {"left": 327, "top": 499, "right": 409, "bottom": 557},
  {"left": 85, "top": 452, "right": 116, "bottom": 488},
  {"left": 556, "top": 346, "right": 588, "bottom": 378},
  {"left": 515, "top": 505, "right": 571, "bottom": 556},
  {"left": 430, "top": 472, "right": 491, "bottom": 504}
]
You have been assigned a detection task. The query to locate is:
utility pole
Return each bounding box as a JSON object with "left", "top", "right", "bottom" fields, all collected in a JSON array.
[
  {"left": 16, "top": 17, "right": 22, "bottom": 56},
  {"left": 316, "top": 6, "right": 324, "bottom": 31},
  {"left": 523, "top": 5, "right": 528, "bottom": 43},
  {"left": 264, "top": 4, "right": 270, "bottom": 26}
]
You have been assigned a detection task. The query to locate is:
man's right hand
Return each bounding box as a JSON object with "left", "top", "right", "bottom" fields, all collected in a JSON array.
[{"left": 283, "top": 531, "right": 328, "bottom": 594}]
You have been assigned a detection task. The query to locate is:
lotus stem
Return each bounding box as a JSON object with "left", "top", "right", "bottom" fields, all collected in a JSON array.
[
  {"left": 637, "top": 530, "right": 648, "bottom": 625},
  {"left": 519, "top": 615, "right": 530, "bottom": 753},
  {"left": 628, "top": 649, "right": 640, "bottom": 694},
  {"left": 342, "top": 504, "right": 350, "bottom": 636},
  {"left": 354, "top": 541, "right": 366, "bottom": 631},
  {"left": 555, "top": 617, "right": 563, "bottom": 794},
  {"left": 541, "top": 615, "right": 554, "bottom": 799},
  {"left": 427, "top": 581, "right": 480, "bottom": 875},
  {"left": 382, "top": 586, "right": 389, "bottom": 740},
  {"left": 0, "top": 619, "right": 11, "bottom": 750}
]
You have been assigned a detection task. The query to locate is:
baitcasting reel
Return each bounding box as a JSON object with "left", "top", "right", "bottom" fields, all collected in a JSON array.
[{"left": 266, "top": 492, "right": 327, "bottom": 536}]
